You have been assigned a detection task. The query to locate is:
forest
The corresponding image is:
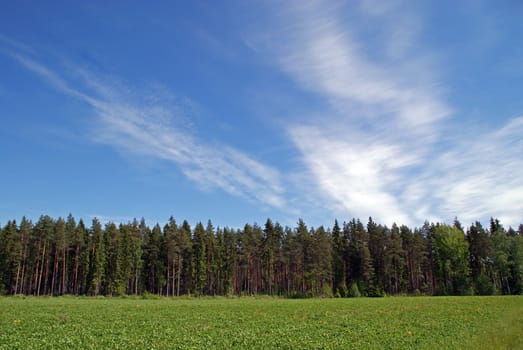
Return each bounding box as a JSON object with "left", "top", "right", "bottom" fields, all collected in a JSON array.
[{"left": 0, "top": 215, "right": 522, "bottom": 297}]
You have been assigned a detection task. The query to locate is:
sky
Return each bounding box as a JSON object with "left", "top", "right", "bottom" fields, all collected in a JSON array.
[{"left": 1, "top": 0, "right": 522, "bottom": 230}]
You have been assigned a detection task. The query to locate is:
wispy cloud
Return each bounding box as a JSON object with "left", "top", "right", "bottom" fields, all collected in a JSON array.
[
  {"left": 421, "top": 117, "right": 523, "bottom": 227},
  {"left": 253, "top": 1, "right": 522, "bottom": 227},
  {"left": 271, "top": 2, "right": 449, "bottom": 131},
  {"left": 4, "top": 44, "right": 285, "bottom": 209},
  {"left": 250, "top": 1, "right": 449, "bottom": 225}
]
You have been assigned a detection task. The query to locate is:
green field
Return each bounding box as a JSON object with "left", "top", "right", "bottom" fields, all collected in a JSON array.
[{"left": 1, "top": 296, "right": 522, "bottom": 349}]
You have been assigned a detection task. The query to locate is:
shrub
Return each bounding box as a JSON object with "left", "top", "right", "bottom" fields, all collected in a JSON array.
[
  {"left": 348, "top": 283, "right": 361, "bottom": 298},
  {"left": 475, "top": 274, "right": 495, "bottom": 296},
  {"left": 337, "top": 284, "right": 348, "bottom": 298}
]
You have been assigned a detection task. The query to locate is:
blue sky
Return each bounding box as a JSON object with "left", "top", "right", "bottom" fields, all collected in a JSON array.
[{"left": 1, "top": 0, "right": 522, "bottom": 229}]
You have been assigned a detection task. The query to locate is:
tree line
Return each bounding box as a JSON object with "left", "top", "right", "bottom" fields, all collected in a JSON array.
[{"left": 0, "top": 215, "right": 522, "bottom": 297}]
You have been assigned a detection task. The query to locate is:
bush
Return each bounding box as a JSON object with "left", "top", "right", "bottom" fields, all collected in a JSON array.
[
  {"left": 337, "top": 284, "right": 348, "bottom": 298},
  {"left": 141, "top": 292, "right": 162, "bottom": 300},
  {"left": 434, "top": 285, "right": 448, "bottom": 296},
  {"left": 366, "top": 284, "right": 385, "bottom": 298},
  {"left": 475, "top": 275, "right": 495, "bottom": 296},
  {"left": 320, "top": 284, "right": 333, "bottom": 298},
  {"left": 348, "top": 283, "right": 361, "bottom": 298}
]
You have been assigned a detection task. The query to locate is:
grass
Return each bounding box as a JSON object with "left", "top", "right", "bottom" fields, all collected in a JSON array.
[{"left": 0, "top": 296, "right": 522, "bottom": 349}]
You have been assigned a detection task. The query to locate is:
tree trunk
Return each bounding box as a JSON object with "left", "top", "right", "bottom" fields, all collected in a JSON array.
[
  {"left": 43, "top": 241, "right": 50, "bottom": 295},
  {"left": 74, "top": 246, "right": 80, "bottom": 295},
  {"left": 177, "top": 255, "right": 181, "bottom": 297},
  {"left": 166, "top": 261, "right": 170, "bottom": 297},
  {"left": 61, "top": 246, "right": 66, "bottom": 295},
  {"left": 51, "top": 246, "right": 59, "bottom": 296},
  {"left": 37, "top": 240, "right": 46, "bottom": 296}
]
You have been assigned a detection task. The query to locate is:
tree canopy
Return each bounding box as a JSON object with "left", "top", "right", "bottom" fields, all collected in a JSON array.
[{"left": 0, "top": 215, "right": 521, "bottom": 297}]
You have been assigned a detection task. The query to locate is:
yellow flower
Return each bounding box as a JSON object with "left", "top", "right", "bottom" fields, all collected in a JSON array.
[{"left": 13, "top": 319, "right": 21, "bottom": 325}]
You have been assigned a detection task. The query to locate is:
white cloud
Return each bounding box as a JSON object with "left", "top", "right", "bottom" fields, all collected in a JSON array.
[
  {"left": 272, "top": 2, "right": 449, "bottom": 131},
  {"left": 423, "top": 116, "right": 523, "bottom": 227},
  {"left": 258, "top": 1, "right": 522, "bottom": 228},
  {"left": 288, "top": 125, "right": 413, "bottom": 226},
  {"left": 6, "top": 50, "right": 286, "bottom": 210},
  {"left": 254, "top": 1, "right": 448, "bottom": 226}
]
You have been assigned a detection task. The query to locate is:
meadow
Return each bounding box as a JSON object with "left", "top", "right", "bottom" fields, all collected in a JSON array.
[{"left": 1, "top": 296, "right": 522, "bottom": 349}]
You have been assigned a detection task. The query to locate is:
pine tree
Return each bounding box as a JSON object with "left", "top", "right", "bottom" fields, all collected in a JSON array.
[
  {"left": 119, "top": 223, "right": 134, "bottom": 295},
  {"left": 331, "top": 220, "right": 347, "bottom": 296},
  {"left": 263, "top": 218, "right": 280, "bottom": 295},
  {"left": 294, "top": 219, "right": 310, "bottom": 295},
  {"left": 384, "top": 223, "right": 405, "bottom": 294},
  {"left": 51, "top": 217, "right": 67, "bottom": 296},
  {"left": 221, "top": 227, "right": 236, "bottom": 295},
  {"left": 64, "top": 214, "right": 76, "bottom": 295},
  {"left": 163, "top": 217, "right": 178, "bottom": 297},
  {"left": 0, "top": 213, "right": 521, "bottom": 297},
  {"left": 0, "top": 221, "right": 17, "bottom": 294},
  {"left": 310, "top": 226, "right": 332, "bottom": 295},
  {"left": 105, "top": 222, "right": 125, "bottom": 295},
  {"left": 367, "top": 217, "right": 386, "bottom": 292},
  {"left": 192, "top": 222, "right": 207, "bottom": 295},
  {"left": 17, "top": 218, "right": 32, "bottom": 295},
  {"left": 205, "top": 220, "right": 218, "bottom": 295},
  {"left": 88, "top": 218, "right": 105, "bottom": 296},
  {"left": 281, "top": 226, "right": 294, "bottom": 295},
  {"left": 467, "top": 221, "right": 494, "bottom": 294},
  {"left": 180, "top": 220, "right": 193, "bottom": 295},
  {"left": 142, "top": 223, "right": 165, "bottom": 294},
  {"left": 32, "top": 215, "right": 55, "bottom": 296}
]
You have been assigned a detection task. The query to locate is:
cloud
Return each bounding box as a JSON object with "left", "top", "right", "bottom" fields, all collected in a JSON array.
[
  {"left": 271, "top": 2, "right": 449, "bottom": 131},
  {"left": 422, "top": 116, "right": 523, "bottom": 227},
  {"left": 289, "top": 125, "right": 413, "bottom": 225},
  {"left": 4, "top": 46, "right": 285, "bottom": 210},
  {"left": 255, "top": 1, "right": 521, "bottom": 227},
  {"left": 253, "top": 1, "right": 448, "bottom": 226}
]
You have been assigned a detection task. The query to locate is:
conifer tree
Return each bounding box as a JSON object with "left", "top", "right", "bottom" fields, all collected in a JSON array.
[
  {"left": 310, "top": 226, "right": 332, "bottom": 295},
  {"left": 78, "top": 219, "right": 91, "bottom": 295},
  {"left": 17, "top": 217, "right": 32, "bottom": 295},
  {"left": 142, "top": 223, "right": 165, "bottom": 294},
  {"left": 163, "top": 217, "right": 177, "bottom": 297},
  {"left": 331, "top": 220, "right": 346, "bottom": 296},
  {"left": 105, "top": 222, "right": 125, "bottom": 295},
  {"left": 467, "top": 221, "right": 494, "bottom": 294},
  {"left": 180, "top": 220, "right": 193, "bottom": 294},
  {"left": 88, "top": 218, "right": 105, "bottom": 296},
  {"left": 192, "top": 222, "right": 206, "bottom": 295},
  {"left": 385, "top": 223, "right": 405, "bottom": 294},
  {"left": 205, "top": 220, "right": 219, "bottom": 295},
  {"left": 263, "top": 218, "right": 280, "bottom": 295},
  {"left": 51, "top": 217, "right": 66, "bottom": 296},
  {"left": 0, "top": 221, "right": 16, "bottom": 294},
  {"left": 367, "top": 217, "right": 386, "bottom": 292},
  {"left": 221, "top": 227, "right": 236, "bottom": 295}
]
